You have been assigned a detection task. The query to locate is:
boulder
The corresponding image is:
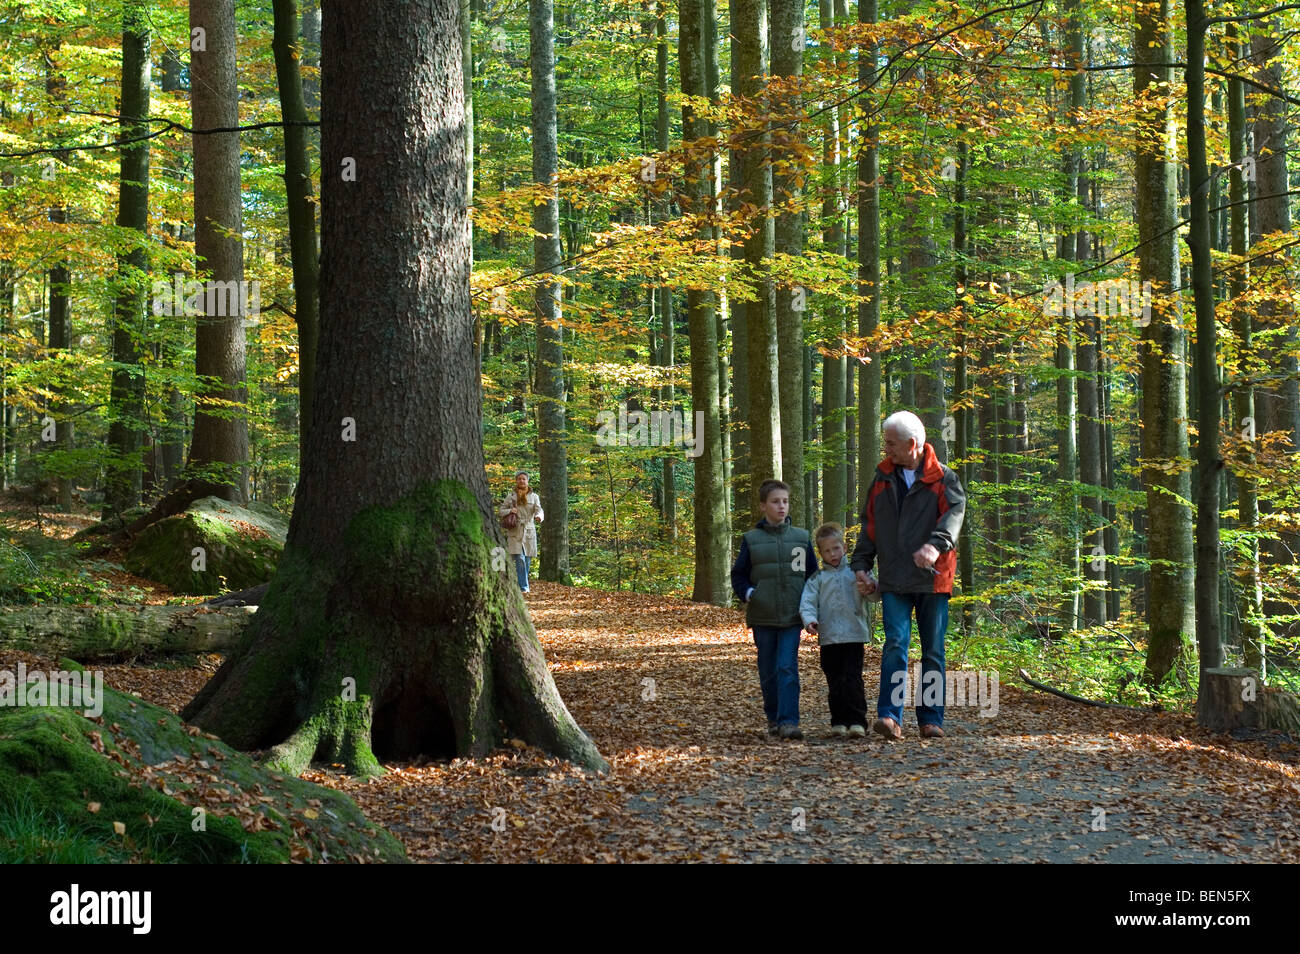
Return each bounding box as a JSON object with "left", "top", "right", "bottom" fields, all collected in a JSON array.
[
  {"left": 0, "top": 659, "right": 405, "bottom": 863},
  {"left": 124, "top": 497, "right": 287, "bottom": 596}
]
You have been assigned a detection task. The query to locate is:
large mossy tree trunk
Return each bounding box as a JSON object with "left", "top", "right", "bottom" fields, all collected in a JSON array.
[{"left": 182, "top": 0, "right": 606, "bottom": 777}]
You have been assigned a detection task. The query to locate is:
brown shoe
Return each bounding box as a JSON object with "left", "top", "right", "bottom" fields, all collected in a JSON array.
[
  {"left": 919, "top": 724, "right": 945, "bottom": 739},
  {"left": 872, "top": 717, "right": 903, "bottom": 741}
]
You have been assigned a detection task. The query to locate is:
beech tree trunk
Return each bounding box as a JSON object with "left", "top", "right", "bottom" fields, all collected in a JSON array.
[
  {"left": 735, "top": 0, "right": 780, "bottom": 514},
  {"left": 1184, "top": 0, "right": 1222, "bottom": 670},
  {"left": 44, "top": 48, "right": 74, "bottom": 514},
  {"left": 1135, "top": 0, "right": 1195, "bottom": 685},
  {"left": 189, "top": 0, "right": 250, "bottom": 503},
  {"left": 771, "top": 0, "right": 805, "bottom": 525},
  {"left": 856, "top": 0, "right": 881, "bottom": 502},
  {"left": 272, "top": 0, "right": 320, "bottom": 449},
  {"left": 727, "top": 0, "right": 750, "bottom": 522},
  {"left": 655, "top": 4, "right": 677, "bottom": 537},
  {"left": 104, "top": 2, "right": 151, "bottom": 521},
  {"left": 681, "top": 0, "right": 730, "bottom": 603},
  {"left": 819, "top": 0, "right": 845, "bottom": 527},
  {"left": 531, "top": 0, "right": 570, "bottom": 582},
  {"left": 1249, "top": 18, "right": 1297, "bottom": 645},
  {"left": 182, "top": 0, "right": 606, "bottom": 776},
  {"left": 1227, "top": 20, "right": 1263, "bottom": 675}
]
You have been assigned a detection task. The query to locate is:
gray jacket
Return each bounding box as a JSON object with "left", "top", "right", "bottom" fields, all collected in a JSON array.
[{"left": 799, "top": 561, "right": 874, "bottom": 646}]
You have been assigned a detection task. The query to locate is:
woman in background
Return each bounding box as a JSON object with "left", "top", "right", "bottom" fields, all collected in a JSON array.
[{"left": 499, "top": 471, "right": 544, "bottom": 593}]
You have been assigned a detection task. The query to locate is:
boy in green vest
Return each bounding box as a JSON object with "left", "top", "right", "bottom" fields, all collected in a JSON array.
[{"left": 730, "top": 479, "right": 817, "bottom": 740}]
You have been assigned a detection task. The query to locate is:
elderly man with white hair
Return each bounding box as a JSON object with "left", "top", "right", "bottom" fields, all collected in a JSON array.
[{"left": 850, "top": 410, "right": 966, "bottom": 740}]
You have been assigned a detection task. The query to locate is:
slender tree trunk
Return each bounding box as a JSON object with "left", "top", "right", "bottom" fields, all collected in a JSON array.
[
  {"left": 1055, "top": 0, "right": 1083, "bottom": 629},
  {"left": 43, "top": 49, "right": 74, "bottom": 513},
  {"left": 183, "top": 0, "right": 605, "bottom": 776},
  {"left": 954, "top": 139, "right": 974, "bottom": 634},
  {"left": 154, "top": 51, "right": 190, "bottom": 495},
  {"left": 728, "top": 0, "right": 750, "bottom": 523},
  {"left": 104, "top": 1, "right": 152, "bottom": 521},
  {"left": 819, "top": 0, "right": 845, "bottom": 525},
  {"left": 656, "top": 5, "right": 677, "bottom": 537},
  {"left": 1227, "top": 20, "right": 1263, "bottom": 676},
  {"left": 856, "top": 0, "right": 881, "bottom": 505},
  {"left": 1249, "top": 16, "right": 1297, "bottom": 644},
  {"left": 736, "top": 0, "right": 779, "bottom": 514},
  {"left": 1185, "top": 0, "right": 1223, "bottom": 685},
  {"left": 771, "top": 0, "right": 805, "bottom": 524},
  {"left": 707, "top": 1, "right": 731, "bottom": 515},
  {"left": 681, "top": 0, "right": 731, "bottom": 602},
  {"left": 189, "top": 0, "right": 250, "bottom": 504},
  {"left": 978, "top": 345, "right": 1001, "bottom": 578},
  {"left": 272, "top": 0, "right": 320, "bottom": 453},
  {"left": 0, "top": 255, "right": 12, "bottom": 490},
  {"left": 838, "top": 0, "right": 854, "bottom": 523},
  {"left": 530, "top": 0, "right": 569, "bottom": 582},
  {"left": 1078, "top": 307, "right": 1106, "bottom": 626},
  {"left": 1136, "top": 0, "right": 1195, "bottom": 685}
]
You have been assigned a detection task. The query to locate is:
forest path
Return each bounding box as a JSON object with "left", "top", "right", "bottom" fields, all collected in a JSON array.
[
  {"left": 98, "top": 580, "right": 1300, "bottom": 862},
  {"left": 327, "top": 582, "right": 1300, "bottom": 862}
]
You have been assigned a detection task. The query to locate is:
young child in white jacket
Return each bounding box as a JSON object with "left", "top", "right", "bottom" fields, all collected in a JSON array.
[{"left": 800, "top": 523, "right": 878, "bottom": 738}]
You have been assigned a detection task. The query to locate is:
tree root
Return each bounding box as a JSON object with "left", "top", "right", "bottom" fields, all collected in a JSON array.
[{"left": 264, "top": 697, "right": 384, "bottom": 778}]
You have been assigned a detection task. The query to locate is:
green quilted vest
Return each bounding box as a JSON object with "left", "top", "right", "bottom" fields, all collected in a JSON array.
[{"left": 742, "top": 521, "right": 812, "bottom": 627}]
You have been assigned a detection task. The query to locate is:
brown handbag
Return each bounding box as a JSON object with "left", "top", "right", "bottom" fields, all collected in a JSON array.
[{"left": 500, "top": 509, "right": 520, "bottom": 530}]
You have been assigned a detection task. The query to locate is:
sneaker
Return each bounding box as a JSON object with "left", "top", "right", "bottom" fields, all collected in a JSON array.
[
  {"left": 847, "top": 724, "right": 867, "bottom": 738},
  {"left": 767, "top": 722, "right": 780, "bottom": 737},
  {"left": 829, "top": 724, "right": 848, "bottom": 738},
  {"left": 778, "top": 723, "right": 804, "bottom": 741}
]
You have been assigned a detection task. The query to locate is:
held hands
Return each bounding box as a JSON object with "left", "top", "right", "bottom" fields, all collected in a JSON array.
[
  {"left": 805, "top": 621, "right": 819, "bottom": 637},
  {"left": 913, "top": 543, "right": 940, "bottom": 570},
  {"left": 855, "top": 570, "right": 877, "bottom": 595}
]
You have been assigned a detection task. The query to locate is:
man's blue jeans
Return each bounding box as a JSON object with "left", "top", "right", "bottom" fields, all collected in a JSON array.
[
  {"left": 513, "top": 553, "right": 530, "bottom": 591},
  {"left": 878, "top": 592, "right": 948, "bottom": 727},
  {"left": 752, "top": 625, "right": 801, "bottom": 726}
]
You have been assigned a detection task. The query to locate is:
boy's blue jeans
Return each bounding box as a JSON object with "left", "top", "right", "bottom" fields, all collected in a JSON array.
[
  {"left": 513, "top": 553, "right": 530, "bottom": 591},
  {"left": 752, "top": 624, "right": 801, "bottom": 726},
  {"left": 878, "top": 592, "right": 948, "bottom": 727}
]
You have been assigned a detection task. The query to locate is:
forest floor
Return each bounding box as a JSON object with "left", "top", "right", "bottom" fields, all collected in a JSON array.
[{"left": 82, "top": 580, "right": 1300, "bottom": 863}]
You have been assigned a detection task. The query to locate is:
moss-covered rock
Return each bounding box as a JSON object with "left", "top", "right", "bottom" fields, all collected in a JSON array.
[
  {"left": 124, "top": 497, "right": 287, "bottom": 596},
  {"left": 0, "top": 660, "right": 405, "bottom": 863}
]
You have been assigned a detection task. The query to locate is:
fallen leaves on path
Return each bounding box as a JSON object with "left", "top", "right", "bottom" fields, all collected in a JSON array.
[{"left": 22, "top": 582, "right": 1300, "bottom": 862}]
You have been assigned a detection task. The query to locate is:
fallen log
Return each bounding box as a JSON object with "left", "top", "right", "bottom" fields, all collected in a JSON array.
[
  {"left": 0, "top": 604, "right": 254, "bottom": 661},
  {"left": 1016, "top": 668, "right": 1150, "bottom": 712}
]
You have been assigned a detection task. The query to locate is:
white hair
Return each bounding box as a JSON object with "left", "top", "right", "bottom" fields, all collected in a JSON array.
[{"left": 883, "top": 410, "right": 925, "bottom": 450}]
